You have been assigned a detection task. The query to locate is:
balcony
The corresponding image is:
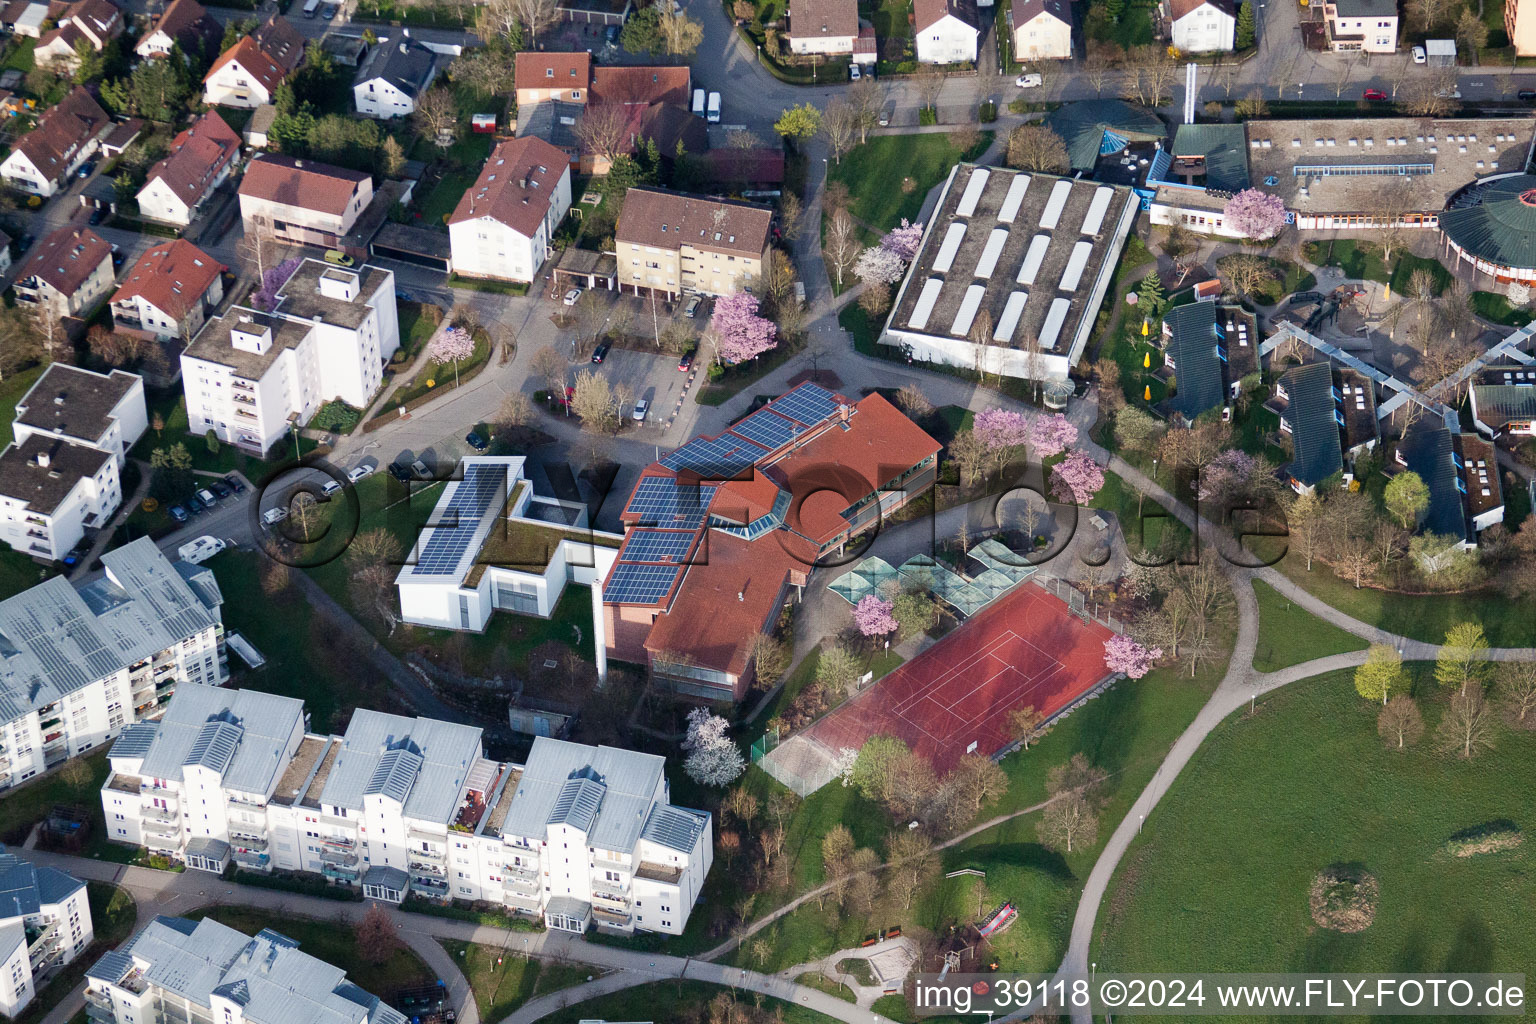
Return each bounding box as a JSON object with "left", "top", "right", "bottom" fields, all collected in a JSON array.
[
  {"left": 142, "top": 819, "right": 180, "bottom": 839},
  {"left": 226, "top": 794, "right": 265, "bottom": 810},
  {"left": 591, "top": 888, "right": 630, "bottom": 912},
  {"left": 27, "top": 918, "right": 61, "bottom": 967},
  {"left": 232, "top": 379, "right": 255, "bottom": 392},
  {"left": 233, "top": 407, "right": 258, "bottom": 422},
  {"left": 412, "top": 876, "right": 448, "bottom": 896},
  {"left": 142, "top": 805, "right": 180, "bottom": 825},
  {"left": 24, "top": 515, "right": 46, "bottom": 528},
  {"left": 408, "top": 859, "right": 445, "bottom": 877},
  {"left": 407, "top": 828, "right": 447, "bottom": 848},
  {"left": 593, "top": 851, "right": 631, "bottom": 869},
  {"left": 229, "top": 834, "right": 267, "bottom": 851},
  {"left": 503, "top": 862, "right": 539, "bottom": 880},
  {"left": 592, "top": 907, "right": 631, "bottom": 927},
  {"left": 321, "top": 834, "right": 356, "bottom": 850},
  {"left": 321, "top": 863, "right": 359, "bottom": 882},
  {"left": 591, "top": 877, "right": 630, "bottom": 900},
  {"left": 86, "top": 1004, "right": 116, "bottom": 1024},
  {"left": 85, "top": 989, "right": 114, "bottom": 1012},
  {"left": 26, "top": 528, "right": 46, "bottom": 540},
  {"left": 319, "top": 847, "right": 358, "bottom": 866},
  {"left": 140, "top": 783, "right": 179, "bottom": 800},
  {"left": 232, "top": 849, "right": 269, "bottom": 869},
  {"left": 501, "top": 873, "right": 540, "bottom": 895}
]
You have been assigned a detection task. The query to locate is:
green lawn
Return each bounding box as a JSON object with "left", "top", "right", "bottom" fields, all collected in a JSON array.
[
  {"left": 864, "top": 0, "right": 913, "bottom": 40},
  {"left": 0, "top": 364, "right": 45, "bottom": 448},
  {"left": 1089, "top": 469, "right": 1190, "bottom": 557},
  {"left": 0, "top": 548, "right": 53, "bottom": 603},
  {"left": 1274, "top": 548, "right": 1536, "bottom": 647},
  {"left": 396, "top": 301, "right": 440, "bottom": 364},
  {"left": 416, "top": 167, "right": 479, "bottom": 228},
  {"left": 189, "top": 906, "right": 433, "bottom": 999},
  {"left": 1, "top": 36, "right": 35, "bottom": 73},
  {"left": 827, "top": 132, "right": 993, "bottom": 234},
  {"left": 131, "top": 388, "right": 322, "bottom": 480},
  {"left": 389, "top": 331, "right": 492, "bottom": 408},
  {"left": 1472, "top": 289, "right": 1533, "bottom": 326},
  {"left": 0, "top": 749, "right": 108, "bottom": 846},
  {"left": 544, "top": 979, "right": 847, "bottom": 1023},
  {"left": 438, "top": 941, "right": 591, "bottom": 1021},
  {"left": 13, "top": 882, "right": 136, "bottom": 1024},
  {"left": 1095, "top": 668, "right": 1536, "bottom": 1002},
  {"left": 1251, "top": 578, "right": 1368, "bottom": 672},
  {"left": 1303, "top": 239, "right": 1451, "bottom": 295}
]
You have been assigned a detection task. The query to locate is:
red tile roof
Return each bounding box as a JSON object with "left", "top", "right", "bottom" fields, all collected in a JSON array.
[
  {"left": 914, "top": 0, "right": 976, "bottom": 32},
  {"left": 590, "top": 65, "right": 690, "bottom": 107},
  {"left": 205, "top": 15, "right": 303, "bottom": 95},
  {"left": 13, "top": 86, "right": 108, "bottom": 181},
  {"left": 111, "top": 239, "right": 225, "bottom": 319},
  {"left": 238, "top": 154, "right": 371, "bottom": 216},
  {"left": 19, "top": 225, "right": 111, "bottom": 298},
  {"left": 789, "top": 0, "right": 857, "bottom": 40},
  {"left": 143, "top": 109, "right": 240, "bottom": 209},
  {"left": 448, "top": 136, "right": 569, "bottom": 237},
  {"left": 512, "top": 51, "right": 590, "bottom": 93},
  {"left": 144, "top": 0, "right": 220, "bottom": 55}
]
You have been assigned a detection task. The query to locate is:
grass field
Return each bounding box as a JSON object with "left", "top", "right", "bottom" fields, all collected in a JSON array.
[
  {"left": 1471, "top": 290, "right": 1533, "bottom": 327},
  {"left": 1094, "top": 668, "right": 1536, "bottom": 1006},
  {"left": 0, "top": 749, "right": 108, "bottom": 845},
  {"left": 0, "top": 365, "right": 45, "bottom": 448},
  {"left": 438, "top": 941, "right": 591, "bottom": 1021},
  {"left": 1251, "top": 579, "right": 1368, "bottom": 672},
  {"left": 827, "top": 132, "right": 993, "bottom": 234},
  {"left": 1303, "top": 239, "right": 1452, "bottom": 295},
  {"left": 544, "top": 979, "right": 852, "bottom": 1023}
]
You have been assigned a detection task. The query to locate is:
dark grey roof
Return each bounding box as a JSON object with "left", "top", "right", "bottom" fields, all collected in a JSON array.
[
  {"left": 1439, "top": 174, "right": 1536, "bottom": 271},
  {"left": 14, "top": 364, "right": 139, "bottom": 446},
  {"left": 1332, "top": 0, "right": 1397, "bottom": 16},
  {"left": 186, "top": 836, "right": 230, "bottom": 861},
  {"left": 355, "top": 34, "right": 435, "bottom": 99},
  {"left": 362, "top": 865, "right": 408, "bottom": 891},
  {"left": 110, "top": 721, "right": 159, "bottom": 759},
  {"left": 185, "top": 719, "right": 243, "bottom": 773},
  {"left": 1043, "top": 100, "right": 1165, "bottom": 172},
  {"left": 364, "top": 746, "right": 423, "bottom": 804},
  {"left": 1164, "top": 302, "right": 1225, "bottom": 420},
  {"left": 640, "top": 804, "right": 707, "bottom": 853},
  {"left": 1280, "top": 363, "right": 1343, "bottom": 487},
  {"left": 1398, "top": 426, "right": 1466, "bottom": 540},
  {"left": 1168, "top": 123, "right": 1249, "bottom": 193},
  {"left": 0, "top": 847, "right": 84, "bottom": 920},
  {"left": 87, "top": 948, "right": 135, "bottom": 983},
  {"left": 0, "top": 433, "right": 111, "bottom": 515}
]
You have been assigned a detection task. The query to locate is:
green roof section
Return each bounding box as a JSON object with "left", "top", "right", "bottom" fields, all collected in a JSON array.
[
  {"left": 1043, "top": 100, "right": 1166, "bottom": 173},
  {"left": 1440, "top": 173, "right": 1536, "bottom": 271},
  {"left": 1168, "top": 123, "right": 1250, "bottom": 194}
]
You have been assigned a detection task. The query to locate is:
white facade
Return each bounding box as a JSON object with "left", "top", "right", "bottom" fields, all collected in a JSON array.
[
  {"left": 1169, "top": 1, "right": 1235, "bottom": 52},
  {"left": 916, "top": 13, "right": 978, "bottom": 63},
  {"left": 12, "top": 366, "right": 148, "bottom": 467},
  {"left": 204, "top": 54, "right": 279, "bottom": 108},
  {"left": 1012, "top": 10, "right": 1072, "bottom": 59},
  {"left": 0, "top": 440, "right": 121, "bottom": 560},
  {"left": 354, "top": 75, "right": 418, "bottom": 117},
  {"left": 0, "top": 852, "right": 93, "bottom": 1017},
  {"left": 181, "top": 260, "right": 399, "bottom": 454},
  {"left": 448, "top": 167, "right": 571, "bottom": 284},
  {"left": 136, "top": 158, "right": 237, "bottom": 228}
]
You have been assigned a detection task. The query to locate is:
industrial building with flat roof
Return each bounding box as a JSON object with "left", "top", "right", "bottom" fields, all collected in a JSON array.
[{"left": 881, "top": 164, "right": 1138, "bottom": 383}]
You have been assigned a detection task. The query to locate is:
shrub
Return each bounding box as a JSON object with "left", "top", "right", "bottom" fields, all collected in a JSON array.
[
  {"left": 310, "top": 400, "right": 363, "bottom": 433},
  {"left": 918, "top": 106, "right": 937, "bottom": 126},
  {"left": 228, "top": 868, "right": 363, "bottom": 901},
  {"left": 978, "top": 100, "right": 997, "bottom": 123},
  {"left": 399, "top": 896, "right": 545, "bottom": 929}
]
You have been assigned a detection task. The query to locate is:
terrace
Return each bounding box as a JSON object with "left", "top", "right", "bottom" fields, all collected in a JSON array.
[
  {"left": 636, "top": 861, "right": 684, "bottom": 885},
  {"left": 272, "top": 735, "right": 330, "bottom": 807}
]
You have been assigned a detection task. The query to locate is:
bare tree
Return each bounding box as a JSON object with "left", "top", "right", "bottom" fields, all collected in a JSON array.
[
  {"left": 1370, "top": 178, "right": 1415, "bottom": 264},
  {"left": 847, "top": 77, "right": 883, "bottom": 144},
  {"left": 820, "top": 97, "right": 861, "bottom": 163},
  {"left": 1499, "top": 662, "right": 1536, "bottom": 728},
  {"left": 1083, "top": 40, "right": 1120, "bottom": 97},
  {"left": 1006, "top": 125, "right": 1070, "bottom": 174},
  {"left": 895, "top": 383, "right": 933, "bottom": 418},
  {"left": 1037, "top": 792, "right": 1098, "bottom": 853},
  {"left": 658, "top": 7, "right": 704, "bottom": 55},
  {"left": 532, "top": 345, "right": 568, "bottom": 396},
  {"left": 507, "top": 0, "right": 559, "bottom": 41},
  {"left": 913, "top": 65, "right": 945, "bottom": 115},
  {"left": 1435, "top": 683, "right": 1496, "bottom": 759},
  {"left": 824, "top": 208, "right": 860, "bottom": 290},
  {"left": 237, "top": 212, "right": 280, "bottom": 279},
  {"left": 1378, "top": 695, "right": 1425, "bottom": 749},
  {"left": 413, "top": 88, "right": 459, "bottom": 150},
  {"left": 1008, "top": 706, "right": 1047, "bottom": 749},
  {"left": 355, "top": 905, "right": 400, "bottom": 965},
  {"left": 574, "top": 103, "right": 629, "bottom": 165},
  {"left": 885, "top": 829, "right": 939, "bottom": 909},
  {"left": 570, "top": 368, "right": 619, "bottom": 432}
]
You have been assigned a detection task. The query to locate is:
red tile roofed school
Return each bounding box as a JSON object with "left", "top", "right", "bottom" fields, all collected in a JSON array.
[{"left": 602, "top": 382, "right": 942, "bottom": 701}]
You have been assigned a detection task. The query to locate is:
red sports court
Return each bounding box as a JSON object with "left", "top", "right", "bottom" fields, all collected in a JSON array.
[{"left": 804, "top": 583, "right": 1114, "bottom": 773}]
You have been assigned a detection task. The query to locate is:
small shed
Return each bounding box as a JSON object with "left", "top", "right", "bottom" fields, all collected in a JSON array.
[
  {"left": 1194, "top": 279, "right": 1223, "bottom": 301},
  {"left": 553, "top": 247, "right": 617, "bottom": 292},
  {"left": 1425, "top": 39, "right": 1456, "bottom": 65},
  {"left": 245, "top": 104, "right": 277, "bottom": 149}
]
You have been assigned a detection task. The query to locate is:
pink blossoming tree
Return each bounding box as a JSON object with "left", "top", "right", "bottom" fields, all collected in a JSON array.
[
  {"left": 1223, "top": 189, "right": 1286, "bottom": 240},
  {"left": 430, "top": 325, "right": 475, "bottom": 384},
  {"left": 1028, "top": 413, "right": 1079, "bottom": 460},
  {"left": 711, "top": 293, "right": 778, "bottom": 364},
  {"left": 974, "top": 407, "right": 1029, "bottom": 453},
  {"left": 853, "top": 595, "right": 898, "bottom": 638},
  {"left": 880, "top": 219, "right": 924, "bottom": 262},
  {"left": 1196, "top": 449, "right": 1262, "bottom": 506},
  {"left": 1050, "top": 449, "right": 1105, "bottom": 505},
  {"left": 1104, "top": 635, "right": 1162, "bottom": 679}
]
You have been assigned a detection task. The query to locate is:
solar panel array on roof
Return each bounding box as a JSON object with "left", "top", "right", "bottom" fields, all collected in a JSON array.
[
  {"left": 1059, "top": 240, "right": 1094, "bottom": 292},
  {"left": 975, "top": 227, "right": 1009, "bottom": 279},
  {"left": 998, "top": 175, "right": 1031, "bottom": 223},
  {"left": 606, "top": 561, "right": 682, "bottom": 604},
  {"left": 956, "top": 168, "right": 991, "bottom": 217},
  {"left": 624, "top": 476, "right": 717, "bottom": 526},
  {"left": 1039, "top": 296, "right": 1072, "bottom": 350},
  {"left": 660, "top": 434, "right": 765, "bottom": 476},
  {"left": 909, "top": 277, "right": 945, "bottom": 331},
  {"left": 995, "top": 290, "right": 1028, "bottom": 342},
  {"left": 1081, "top": 186, "right": 1114, "bottom": 235},
  {"left": 933, "top": 222, "right": 968, "bottom": 273},
  {"left": 364, "top": 746, "right": 422, "bottom": 804},
  {"left": 770, "top": 382, "right": 840, "bottom": 425},
  {"left": 951, "top": 284, "right": 986, "bottom": 337},
  {"left": 729, "top": 406, "right": 799, "bottom": 449},
  {"left": 1018, "top": 234, "right": 1051, "bottom": 286},
  {"left": 412, "top": 465, "right": 504, "bottom": 576},
  {"left": 184, "top": 720, "right": 242, "bottom": 774},
  {"left": 619, "top": 529, "right": 695, "bottom": 564},
  {"left": 1040, "top": 179, "right": 1073, "bottom": 230}
]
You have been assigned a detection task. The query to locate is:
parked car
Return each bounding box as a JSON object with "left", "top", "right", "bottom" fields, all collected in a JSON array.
[
  {"left": 88, "top": 207, "right": 103, "bottom": 226},
  {"left": 1412, "top": 44, "right": 1427, "bottom": 63},
  {"left": 1520, "top": 89, "right": 1536, "bottom": 102},
  {"left": 63, "top": 538, "right": 92, "bottom": 567},
  {"left": 590, "top": 341, "right": 611, "bottom": 363},
  {"left": 319, "top": 1, "right": 337, "bottom": 16},
  {"left": 347, "top": 464, "right": 375, "bottom": 483},
  {"left": 320, "top": 478, "right": 343, "bottom": 497},
  {"left": 178, "top": 536, "right": 226, "bottom": 565},
  {"left": 1363, "top": 88, "right": 1387, "bottom": 101},
  {"left": 563, "top": 287, "right": 583, "bottom": 306},
  {"left": 849, "top": 64, "right": 861, "bottom": 81},
  {"left": 186, "top": 495, "right": 206, "bottom": 515},
  {"left": 261, "top": 506, "right": 288, "bottom": 526},
  {"left": 465, "top": 431, "right": 488, "bottom": 451},
  {"left": 684, "top": 296, "right": 702, "bottom": 318},
  {"left": 878, "top": 103, "right": 893, "bottom": 127},
  {"left": 632, "top": 399, "right": 649, "bottom": 423},
  {"left": 195, "top": 488, "right": 217, "bottom": 506},
  {"left": 1016, "top": 73, "right": 1042, "bottom": 89},
  {"left": 678, "top": 352, "right": 694, "bottom": 372},
  {"left": 16, "top": 233, "right": 33, "bottom": 253},
  {"left": 410, "top": 459, "right": 432, "bottom": 480},
  {"left": 168, "top": 505, "right": 189, "bottom": 523},
  {"left": 323, "top": 249, "right": 354, "bottom": 267},
  {"left": 222, "top": 474, "right": 246, "bottom": 494},
  {"left": 605, "top": 23, "right": 619, "bottom": 44},
  {"left": 76, "top": 161, "right": 95, "bottom": 180},
  {"left": 209, "top": 481, "right": 232, "bottom": 500}
]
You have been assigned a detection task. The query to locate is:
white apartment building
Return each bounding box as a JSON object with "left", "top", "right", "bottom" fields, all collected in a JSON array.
[
  {"left": 104, "top": 689, "right": 712, "bottom": 936},
  {"left": 84, "top": 916, "right": 408, "bottom": 1024},
  {"left": 180, "top": 259, "right": 399, "bottom": 456},
  {"left": 12, "top": 365, "right": 148, "bottom": 468},
  {"left": 0, "top": 538, "right": 226, "bottom": 792},
  {"left": 448, "top": 137, "right": 571, "bottom": 284},
  {"left": 1167, "top": 0, "right": 1236, "bottom": 52},
  {"left": 0, "top": 849, "right": 93, "bottom": 1016}
]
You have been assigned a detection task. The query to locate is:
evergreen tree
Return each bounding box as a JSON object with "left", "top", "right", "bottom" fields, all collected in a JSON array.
[
  {"left": 1139, "top": 272, "right": 1166, "bottom": 319},
  {"left": 1235, "top": 1, "right": 1256, "bottom": 48},
  {"left": 1106, "top": 0, "right": 1126, "bottom": 21}
]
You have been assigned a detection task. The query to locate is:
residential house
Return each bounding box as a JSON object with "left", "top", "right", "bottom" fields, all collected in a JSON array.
[
  {"left": 1009, "top": 0, "right": 1073, "bottom": 61},
  {"left": 0, "top": 850, "right": 92, "bottom": 1016},
  {"left": 100, "top": 686, "right": 713, "bottom": 935},
  {"left": 1470, "top": 364, "right": 1536, "bottom": 437},
  {"left": 514, "top": 59, "right": 696, "bottom": 174},
  {"left": 135, "top": 0, "right": 221, "bottom": 60},
  {"left": 12, "top": 364, "right": 147, "bottom": 467},
  {"left": 33, "top": 0, "right": 123, "bottom": 71},
  {"left": 1322, "top": 0, "right": 1398, "bottom": 52},
  {"left": 1, "top": 0, "right": 49, "bottom": 37},
  {"left": 84, "top": 917, "right": 407, "bottom": 1024},
  {"left": 448, "top": 136, "right": 572, "bottom": 285},
  {"left": 352, "top": 32, "right": 437, "bottom": 118},
  {"left": 13, "top": 225, "right": 114, "bottom": 320},
  {"left": 237, "top": 154, "right": 374, "bottom": 249},
  {"left": 512, "top": 51, "right": 591, "bottom": 109},
  {"left": 202, "top": 14, "right": 306, "bottom": 108},
  {"left": 1507, "top": 0, "right": 1536, "bottom": 55},
  {"left": 1166, "top": 0, "right": 1236, "bottom": 52},
  {"left": 786, "top": 0, "right": 860, "bottom": 58},
  {"left": 181, "top": 258, "right": 398, "bottom": 454},
  {"left": 0, "top": 86, "right": 110, "bottom": 197},
  {"left": 1268, "top": 362, "right": 1380, "bottom": 493},
  {"left": 1394, "top": 426, "right": 1504, "bottom": 549},
  {"left": 110, "top": 240, "right": 227, "bottom": 343},
  {"left": 135, "top": 110, "right": 241, "bottom": 228},
  {"left": 1158, "top": 302, "right": 1259, "bottom": 424},
  {"left": 914, "top": 0, "right": 979, "bottom": 63},
  {"left": 614, "top": 187, "right": 772, "bottom": 299},
  {"left": 0, "top": 538, "right": 226, "bottom": 790}
]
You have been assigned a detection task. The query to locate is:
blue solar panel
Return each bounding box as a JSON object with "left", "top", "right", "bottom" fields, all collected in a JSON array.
[
  {"left": 729, "top": 407, "right": 800, "bottom": 450},
  {"left": 413, "top": 465, "right": 505, "bottom": 576},
  {"left": 624, "top": 476, "right": 717, "bottom": 526},
  {"left": 659, "top": 434, "right": 766, "bottom": 476},
  {"left": 619, "top": 529, "right": 696, "bottom": 564},
  {"left": 768, "top": 383, "right": 840, "bottom": 426},
  {"left": 606, "top": 562, "right": 682, "bottom": 604}
]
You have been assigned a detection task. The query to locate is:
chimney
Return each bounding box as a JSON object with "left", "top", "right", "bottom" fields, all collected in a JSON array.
[
  {"left": 35, "top": 452, "right": 49, "bottom": 469},
  {"left": 736, "top": 591, "right": 743, "bottom": 602}
]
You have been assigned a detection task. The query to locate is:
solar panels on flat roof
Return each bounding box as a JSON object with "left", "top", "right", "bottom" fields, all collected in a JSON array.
[
  {"left": 624, "top": 476, "right": 717, "bottom": 526},
  {"left": 660, "top": 434, "right": 765, "bottom": 476},
  {"left": 909, "top": 277, "right": 945, "bottom": 331},
  {"left": 1039, "top": 179, "right": 1073, "bottom": 230},
  {"left": 974, "top": 227, "right": 1009, "bottom": 279},
  {"left": 994, "top": 290, "right": 1028, "bottom": 342},
  {"left": 998, "top": 174, "right": 1031, "bottom": 224},
  {"left": 1017, "top": 234, "right": 1051, "bottom": 286},
  {"left": 1039, "top": 296, "right": 1072, "bottom": 351},
  {"left": 729, "top": 406, "right": 799, "bottom": 450},
  {"left": 770, "top": 382, "right": 841, "bottom": 425},
  {"left": 618, "top": 528, "right": 696, "bottom": 564},
  {"left": 1081, "top": 186, "right": 1114, "bottom": 236},
  {"left": 933, "top": 222, "right": 968, "bottom": 273},
  {"left": 1059, "top": 240, "right": 1094, "bottom": 292},
  {"left": 956, "top": 168, "right": 991, "bottom": 217},
  {"left": 606, "top": 561, "right": 682, "bottom": 605},
  {"left": 951, "top": 284, "right": 986, "bottom": 338},
  {"left": 412, "top": 465, "right": 504, "bottom": 576}
]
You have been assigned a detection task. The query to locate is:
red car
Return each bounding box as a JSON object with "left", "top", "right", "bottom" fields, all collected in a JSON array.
[
  {"left": 678, "top": 352, "right": 694, "bottom": 372},
  {"left": 1363, "top": 88, "right": 1387, "bottom": 100}
]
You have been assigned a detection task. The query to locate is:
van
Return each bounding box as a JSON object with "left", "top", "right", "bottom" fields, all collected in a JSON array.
[
  {"left": 261, "top": 506, "right": 288, "bottom": 526},
  {"left": 302, "top": 0, "right": 320, "bottom": 17},
  {"left": 178, "top": 536, "right": 226, "bottom": 565},
  {"left": 691, "top": 88, "right": 706, "bottom": 117},
  {"left": 706, "top": 92, "right": 721, "bottom": 123},
  {"left": 684, "top": 295, "right": 702, "bottom": 318}
]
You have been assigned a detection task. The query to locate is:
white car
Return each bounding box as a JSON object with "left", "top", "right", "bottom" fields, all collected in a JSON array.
[
  {"left": 347, "top": 464, "right": 375, "bottom": 483},
  {"left": 849, "top": 64, "right": 861, "bottom": 81},
  {"left": 261, "top": 506, "right": 288, "bottom": 526},
  {"left": 632, "top": 398, "right": 650, "bottom": 423},
  {"left": 1016, "top": 73, "right": 1042, "bottom": 89},
  {"left": 563, "top": 288, "right": 582, "bottom": 306},
  {"left": 178, "top": 535, "right": 226, "bottom": 564},
  {"left": 1412, "top": 45, "right": 1427, "bottom": 63},
  {"left": 195, "top": 488, "right": 217, "bottom": 506}
]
